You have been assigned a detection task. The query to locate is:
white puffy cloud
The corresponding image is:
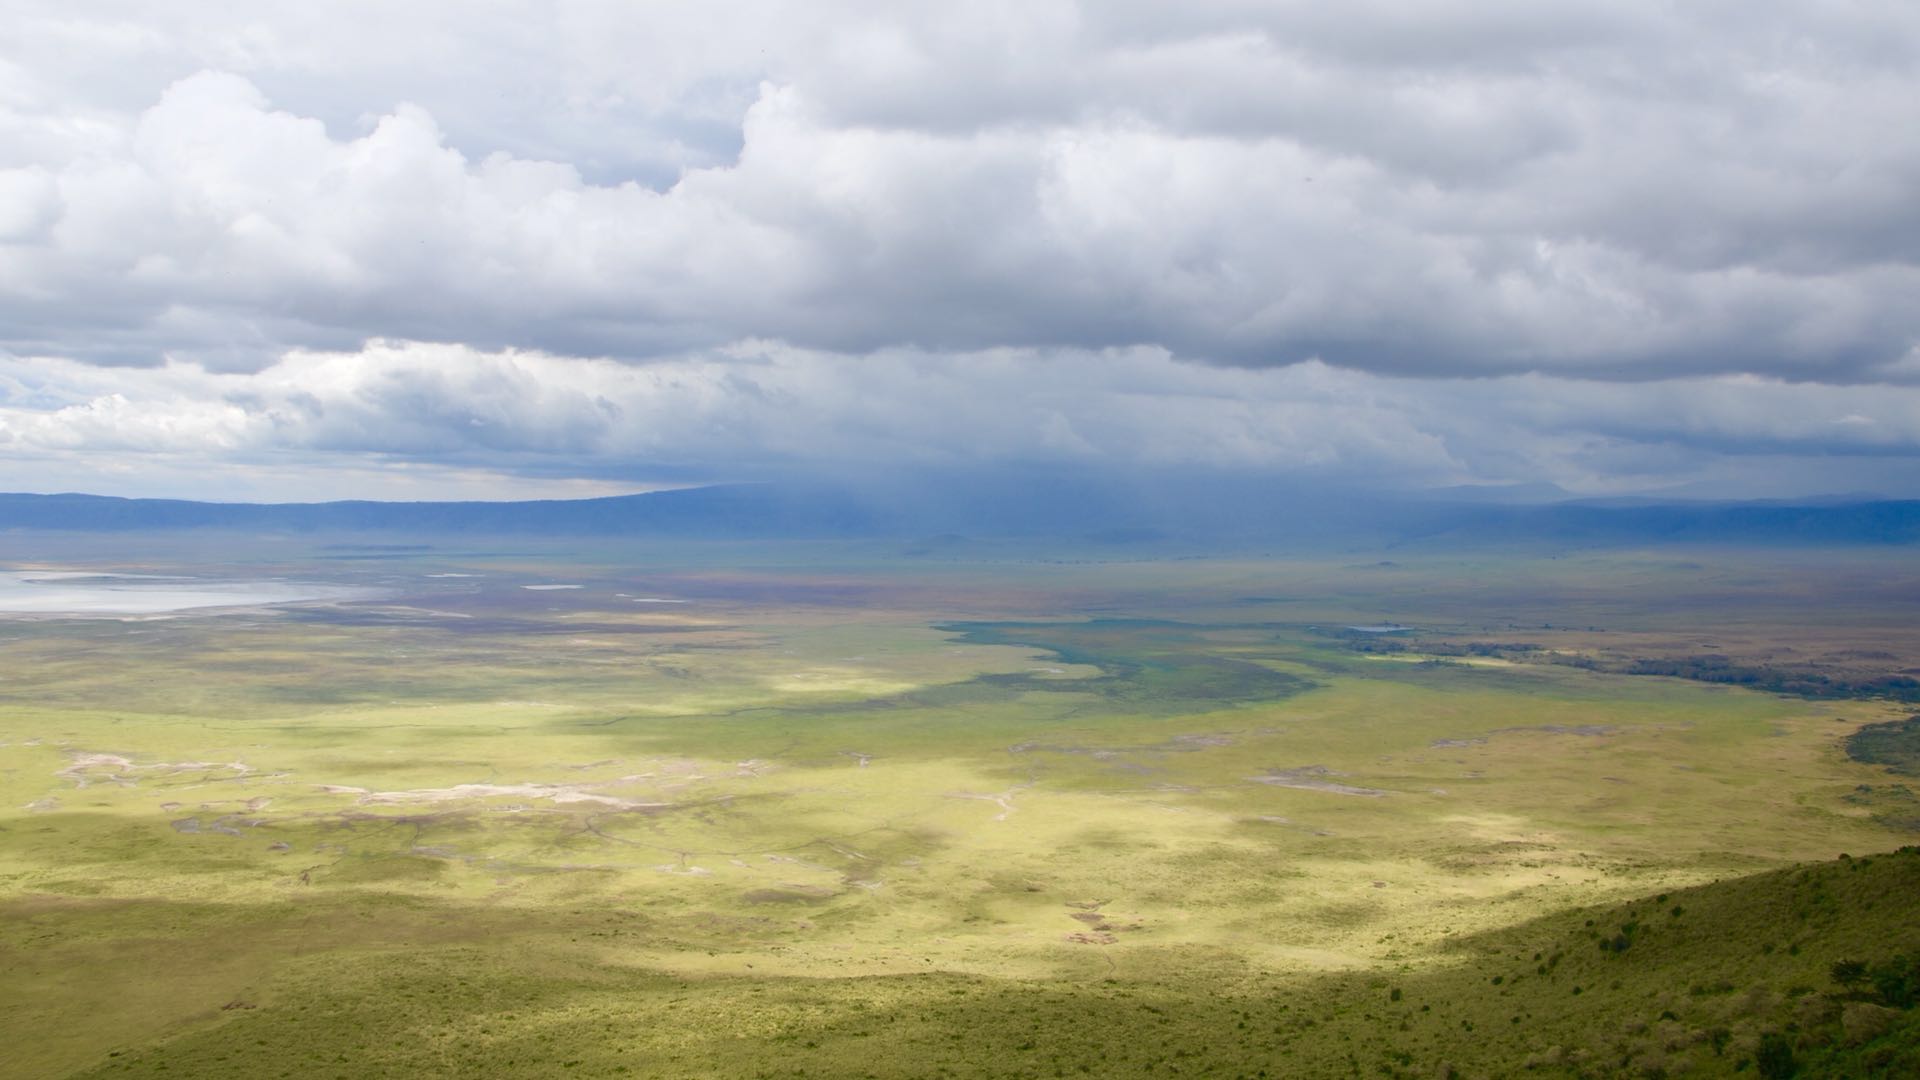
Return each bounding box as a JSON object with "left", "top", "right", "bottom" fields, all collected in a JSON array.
[{"left": 0, "top": 2, "right": 1916, "bottom": 380}]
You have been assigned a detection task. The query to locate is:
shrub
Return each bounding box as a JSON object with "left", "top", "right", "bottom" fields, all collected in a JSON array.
[{"left": 1754, "top": 1032, "right": 1797, "bottom": 1078}]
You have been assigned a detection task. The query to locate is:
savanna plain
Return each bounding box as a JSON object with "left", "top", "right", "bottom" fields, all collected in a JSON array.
[{"left": 3, "top": 537, "right": 1919, "bottom": 1078}]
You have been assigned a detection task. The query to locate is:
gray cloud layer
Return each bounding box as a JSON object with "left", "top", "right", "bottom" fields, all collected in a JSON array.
[
  {"left": 6, "top": 1, "right": 1919, "bottom": 377},
  {"left": 2, "top": 3, "right": 1919, "bottom": 498},
  {"left": 6, "top": 342, "right": 1920, "bottom": 501}
]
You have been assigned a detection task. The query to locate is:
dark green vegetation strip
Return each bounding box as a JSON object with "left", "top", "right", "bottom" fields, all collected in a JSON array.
[
  {"left": 1601, "top": 659, "right": 1920, "bottom": 703},
  {"left": 1347, "top": 635, "right": 1920, "bottom": 703},
  {"left": 934, "top": 620, "right": 1313, "bottom": 712},
  {"left": 1848, "top": 715, "right": 1920, "bottom": 776}
]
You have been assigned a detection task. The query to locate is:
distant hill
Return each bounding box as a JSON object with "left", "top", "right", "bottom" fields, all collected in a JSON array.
[
  {"left": 2, "top": 484, "right": 1918, "bottom": 548},
  {"left": 1389, "top": 499, "right": 1920, "bottom": 548}
]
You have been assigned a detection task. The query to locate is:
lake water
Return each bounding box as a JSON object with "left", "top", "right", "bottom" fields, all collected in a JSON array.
[{"left": 0, "top": 571, "right": 374, "bottom": 614}]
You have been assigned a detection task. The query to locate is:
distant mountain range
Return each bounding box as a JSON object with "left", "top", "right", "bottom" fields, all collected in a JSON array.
[
  {"left": 0, "top": 486, "right": 878, "bottom": 537},
  {"left": 2, "top": 483, "right": 1917, "bottom": 549}
]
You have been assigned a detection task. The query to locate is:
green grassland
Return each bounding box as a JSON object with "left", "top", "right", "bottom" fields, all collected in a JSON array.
[{"left": 1, "top": 542, "right": 1917, "bottom": 1077}]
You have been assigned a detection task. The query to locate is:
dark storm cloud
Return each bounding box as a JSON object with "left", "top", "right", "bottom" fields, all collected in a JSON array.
[{"left": 6, "top": 342, "right": 1920, "bottom": 502}]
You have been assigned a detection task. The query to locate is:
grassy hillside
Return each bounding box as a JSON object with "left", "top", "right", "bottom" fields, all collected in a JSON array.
[{"left": 28, "top": 849, "right": 1917, "bottom": 1078}]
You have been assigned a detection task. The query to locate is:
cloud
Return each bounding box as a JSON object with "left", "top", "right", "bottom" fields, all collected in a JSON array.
[
  {"left": 3, "top": 3, "right": 1919, "bottom": 502},
  {"left": 0, "top": 3, "right": 1915, "bottom": 381},
  {"left": 5, "top": 339, "right": 1920, "bottom": 501}
]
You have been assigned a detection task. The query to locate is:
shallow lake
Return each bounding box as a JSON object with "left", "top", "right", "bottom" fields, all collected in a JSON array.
[{"left": 0, "top": 571, "right": 374, "bottom": 614}]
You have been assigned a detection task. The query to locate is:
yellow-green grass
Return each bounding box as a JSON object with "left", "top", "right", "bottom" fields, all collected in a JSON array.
[{"left": 2, "top": 546, "right": 1916, "bottom": 1077}]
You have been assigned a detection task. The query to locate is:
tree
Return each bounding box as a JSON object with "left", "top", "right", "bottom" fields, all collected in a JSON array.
[{"left": 1755, "top": 1032, "right": 1798, "bottom": 1079}]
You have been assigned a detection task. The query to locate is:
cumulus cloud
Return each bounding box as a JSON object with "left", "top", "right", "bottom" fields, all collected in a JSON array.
[{"left": 1, "top": 2, "right": 1916, "bottom": 380}]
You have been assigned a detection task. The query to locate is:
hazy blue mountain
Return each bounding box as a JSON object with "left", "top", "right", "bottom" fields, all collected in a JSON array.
[{"left": 2, "top": 478, "right": 1917, "bottom": 548}]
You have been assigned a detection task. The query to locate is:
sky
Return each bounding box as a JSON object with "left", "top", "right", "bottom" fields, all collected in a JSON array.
[{"left": 2, "top": 1, "right": 1918, "bottom": 502}]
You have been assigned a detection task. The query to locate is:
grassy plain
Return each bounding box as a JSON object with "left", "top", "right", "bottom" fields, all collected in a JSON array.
[{"left": 1, "top": 537, "right": 1917, "bottom": 1077}]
